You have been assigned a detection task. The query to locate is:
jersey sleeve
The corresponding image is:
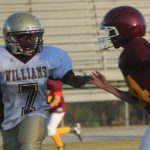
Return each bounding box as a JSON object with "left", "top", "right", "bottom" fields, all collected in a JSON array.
[{"left": 50, "top": 49, "right": 73, "bottom": 79}]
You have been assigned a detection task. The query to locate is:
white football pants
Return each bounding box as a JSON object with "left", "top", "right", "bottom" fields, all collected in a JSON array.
[{"left": 47, "top": 112, "right": 65, "bottom": 136}]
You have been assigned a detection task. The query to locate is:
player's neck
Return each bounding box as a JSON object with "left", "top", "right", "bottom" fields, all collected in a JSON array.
[
  {"left": 15, "top": 54, "right": 36, "bottom": 63},
  {"left": 6, "top": 47, "right": 36, "bottom": 63},
  {"left": 10, "top": 52, "right": 36, "bottom": 63}
]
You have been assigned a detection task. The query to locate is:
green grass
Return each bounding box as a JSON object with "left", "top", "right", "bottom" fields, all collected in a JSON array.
[
  {"left": 0, "top": 140, "right": 140, "bottom": 150},
  {"left": 42, "top": 140, "right": 140, "bottom": 150}
]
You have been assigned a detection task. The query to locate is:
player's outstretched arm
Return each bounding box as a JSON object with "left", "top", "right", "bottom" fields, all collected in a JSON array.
[
  {"left": 90, "top": 71, "right": 138, "bottom": 105},
  {"left": 62, "top": 70, "right": 91, "bottom": 88}
]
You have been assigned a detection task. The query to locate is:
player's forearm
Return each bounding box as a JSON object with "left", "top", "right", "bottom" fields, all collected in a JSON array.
[
  {"left": 107, "top": 84, "right": 150, "bottom": 113},
  {"left": 50, "top": 96, "right": 61, "bottom": 108},
  {"left": 62, "top": 70, "right": 90, "bottom": 88},
  {"left": 106, "top": 84, "right": 138, "bottom": 105},
  {"left": 66, "top": 75, "right": 90, "bottom": 88}
]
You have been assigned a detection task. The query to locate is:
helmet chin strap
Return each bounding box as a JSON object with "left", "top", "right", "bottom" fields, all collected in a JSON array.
[
  {"left": 17, "top": 47, "right": 35, "bottom": 56},
  {"left": 15, "top": 51, "right": 34, "bottom": 56}
]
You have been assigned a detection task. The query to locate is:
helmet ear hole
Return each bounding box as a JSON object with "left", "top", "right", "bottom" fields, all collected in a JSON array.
[{"left": 3, "top": 11, "right": 44, "bottom": 56}]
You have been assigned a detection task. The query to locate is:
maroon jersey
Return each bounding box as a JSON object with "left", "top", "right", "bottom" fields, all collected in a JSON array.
[
  {"left": 119, "top": 38, "right": 150, "bottom": 104},
  {"left": 47, "top": 80, "right": 67, "bottom": 113}
]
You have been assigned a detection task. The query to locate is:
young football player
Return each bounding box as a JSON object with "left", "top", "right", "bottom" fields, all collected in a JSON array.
[
  {"left": 47, "top": 80, "right": 82, "bottom": 150},
  {"left": 90, "top": 6, "right": 150, "bottom": 150},
  {"left": 0, "top": 11, "right": 90, "bottom": 150}
]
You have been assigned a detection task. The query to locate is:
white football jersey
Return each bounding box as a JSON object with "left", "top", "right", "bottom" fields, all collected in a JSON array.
[{"left": 0, "top": 45, "right": 72, "bottom": 130}]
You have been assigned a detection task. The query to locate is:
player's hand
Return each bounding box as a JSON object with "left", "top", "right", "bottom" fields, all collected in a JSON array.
[{"left": 89, "top": 70, "right": 109, "bottom": 90}]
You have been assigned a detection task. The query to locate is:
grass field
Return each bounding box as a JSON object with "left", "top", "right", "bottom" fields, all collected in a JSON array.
[
  {"left": 0, "top": 126, "right": 143, "bottom": 150},
  {"left": 0, "top": 139, "right": 140, "bottom": 150},
  {"left": 41, "top": 140, "right": 140, "bottom": 150}
]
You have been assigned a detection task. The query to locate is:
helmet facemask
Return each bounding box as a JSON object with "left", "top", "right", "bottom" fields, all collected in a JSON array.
[
  {"left": 5, "top": 30, "right": 44, "bottom": 56},
  {"left": 98, "top": 25, "right": 119, "bottom": 51}
]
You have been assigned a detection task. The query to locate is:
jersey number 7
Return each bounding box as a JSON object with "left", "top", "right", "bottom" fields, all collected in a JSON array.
[{"left": 18, "top": 83, "right": 38, "bottom": 115}]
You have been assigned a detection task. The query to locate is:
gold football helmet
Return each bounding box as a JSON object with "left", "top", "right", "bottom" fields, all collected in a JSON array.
[{"left": 3, "top": 11, "right": 44, "bottom": 56}]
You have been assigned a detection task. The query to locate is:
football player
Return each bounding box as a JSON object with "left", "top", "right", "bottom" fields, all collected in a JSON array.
[
  {"left": 90, "top": 6, "right": 150, "bottom": 150},
  {"left": 0, "top": 11, "right": 90, "bottom": 150},
  {"left": 47, "top": 80, "right": 82, "bottom": 150}
]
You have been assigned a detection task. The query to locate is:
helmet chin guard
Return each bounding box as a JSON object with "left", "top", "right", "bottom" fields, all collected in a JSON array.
[{"left": 98, "top": 26, "right": 119, "bottom": 51}]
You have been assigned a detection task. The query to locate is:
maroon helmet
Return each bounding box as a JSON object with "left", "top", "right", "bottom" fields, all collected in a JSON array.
[{"left": 98, "top": 6, "right": 146, "bottom": 49}]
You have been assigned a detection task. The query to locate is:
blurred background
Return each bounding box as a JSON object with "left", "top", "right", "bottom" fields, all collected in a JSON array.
[{"left": 0, "top": 0, "right": 150, "bottom": 128}]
